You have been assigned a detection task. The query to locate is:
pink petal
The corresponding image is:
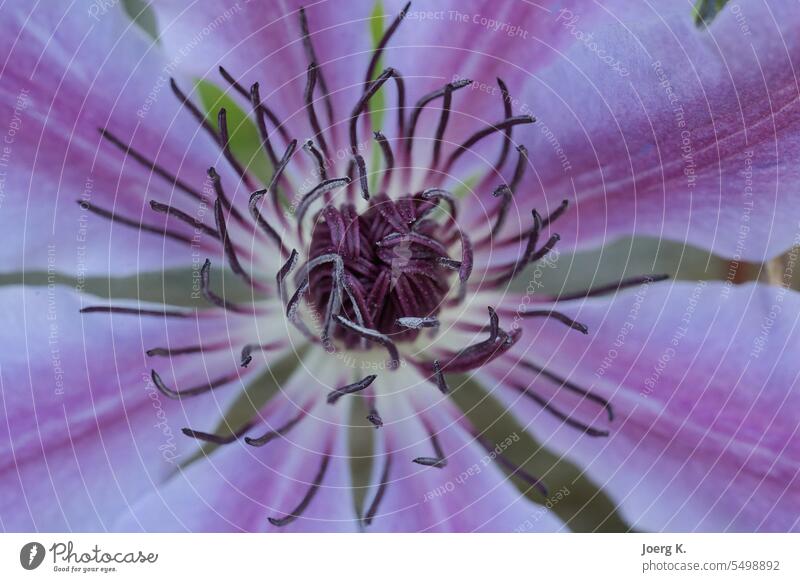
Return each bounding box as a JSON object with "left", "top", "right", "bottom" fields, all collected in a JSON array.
[
  {"left": 0, "top": 2, "right": 235, "bottom": 275},
  {"left": 506, "top": 1, "right": 800, "bottom": 260},
  {"left": 115, "top": 365, "right": 358, "bottom": 532},
  {"left": 364, "top": 390, "right": 564, "bottom": 532},
  {"left": 0, "top": 285, "right": 259, "bottom": 530},
  {"left": 485, "top": 281, "right": 800, "bottom": 531}
]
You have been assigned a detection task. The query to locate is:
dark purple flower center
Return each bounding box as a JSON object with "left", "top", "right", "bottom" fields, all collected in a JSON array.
[{"left": 307, "top": 193, "right": 453, "bottom": 344}]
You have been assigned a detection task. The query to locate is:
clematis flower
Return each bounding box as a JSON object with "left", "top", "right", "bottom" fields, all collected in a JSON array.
[{"left": 1, "top": 0, "right": 799, "bottom": 533}]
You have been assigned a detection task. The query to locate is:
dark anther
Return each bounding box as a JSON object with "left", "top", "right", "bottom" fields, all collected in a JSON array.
[
  {"left": 76, "top": 200, "right": 191, "bottom": 245},
  {"left": 268, "top": 453, "right": 331, "bottom": 527},
  {"left": 349, "top": 67, "right": 400, "bottom": 155},
  {"left": 80, "top": 305, "right": 190, "bottom": 318},
  {"left": 217, "top": 107, "right": 256, "bottom": 190},
  {"left": 298, "top": 7, "right": 335, "bottom": 127},
  {"left": 149, "top": 200, "right": 219, "bottom": 239},
  {"left": 543, "top": 199, "right": 569, "bottom": 227},
  {"left": 444, "top": 115, "right": 536, "bottom": 173},
  {"left": 295, "top": 177, "right": 352, "bottom": 224},
  {"left": 432, "top": 359, "right": 449, "bottom": 394},
  {"left": 430, "top": 311, "right": 520, "bottom": 374},
  {"left": 277, "top": 249, "right": 300, "bottom": 305},
  {"left": 430, "top": 81, "right": 454, "bottom": 169},
  {"left": 98, "top": 128, "right": 207, "bottom": 204},
  {"left": 146, "top": 344, "right": 215, "bottom": 357},
  {"left": 207, "top": 165, "right": 247, "bottom": 227},
  {"left": 373, "top": 131, "right": 395, "bottom": 191},
  {"left": 490, "top": 183, "right": 513, "bottom": 236},
  {"left": 367, "top": 409, "right": 384, "bottom": 428},
  {"left": 406, "top": 79, "right": 472, "bottom": 156},
  {"left": 363, "top": 453, "right": 392, "bottom": 526},
  {"left": 487, "top": 306, "right": 500, "bottom": 342},
  {"left": 520, "top": 309, "right": 588, "bottom": 334},
  {"left": 303, "top": 139, "right": 328, "bottom": 180},
  {"left": 327, "top": 374, "right": 378, "bottom": 405},
  {"left": 509, "top": 144, "right": 528, "bottom": 193},
  {"left": 555, "top": 274, "right": 670, "bottom": 302},
  {"left": 249, "top": 81, "right": 280, "bottom": 169},
  {"left": 354, "top": 153, "right": 370, "bottom": 200},
  {"left": 200, "top": 258, "right": 252, "bottom": 313},
  {"left": 150, "top": 368, "right": 241, "bottom": 400},
  {"left": 181, "top": 420, "right": 256, "bottom": 445},
  {"left": 334, "top": 316, "right": 400, "bottom": 369},
  {"left": 397, "top": 316, "right": 440, "bottom": 330},
  {"left": 304, "top": 62, "right": 330, "bottom": 159},
  {"left": 518, "top": 360, "right": 614, "bottom": 422},
  {"left": 245, "top": 407, "right": 310, "bottom": 446},
  {"left": 495, "top": 78, "right": 514, "bottom": 171},
  {"left": 412, "top": 420, "right": 447, "bottom": 468},
  {"left": 219, "top": 66, "right": 291, "bottom": 144},
  {"left": 509, "top": 380, "right": 610, "bottom": 437},
  {"left": 240, "top": 341, "right": 283, "bottom": 367}
]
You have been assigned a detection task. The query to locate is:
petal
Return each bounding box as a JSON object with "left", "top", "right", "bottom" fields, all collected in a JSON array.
[
  {"left": 504, "top": 1, "right": 800, "bottom": 260},
  {"left": 0, "top": 285, "right": 260, "bottom": 530},
  {"left": 485, "top": 280, "right": 800, "bottom": 531},
  {"left": 0, "top": 2, "right": 235, "bottom": 275},
  {"left": 115, "top": 354, "right": 358, "bottom": 532},
  {"left": 363, "top": 370, "right": 564, "bottom": 532}
]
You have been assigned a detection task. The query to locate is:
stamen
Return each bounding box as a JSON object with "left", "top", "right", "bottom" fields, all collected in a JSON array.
[
  {"left": 443, "top": 115, "right": 535, "bottom": 173},
  {"left": 518, "top": 360, "right": 614, "bottom": 421},
  {"left": 213, "top": 196, "right": 252, "bottom": 285},
  {"left": 487, "top": 209, "right": 543, "bottom": 286},
  {"left": 207, "top": 166, "right": 247, "bottom": 227},
  {"left": 432, "top": 359, "right": 449, "bottom": 394},
  {"left": 182, "top": 420, "right": 256, "bottom": 445},
  {"left": 431, "top": 312, "right": 520, "bottom": 374},
  {"left": 554, "top": 274, "right": 670, "bottom": 302},
  {"left": 200, "top": 259, "right": 252, "bottom": 313},
  {"left": 373, "top": 131, "right": 394, "bottom": 191},
  {"left": 487, "top": 306, "right": 500, "bottom": 342},
  {"left": 509, "top": 381, "right": 609, "bottom": 437},
  {"left": 354, "top": 154, "right": 370, "bottom": 200},
  {"left": 248, "top": 189, "right": 288, "bottom": 255},
  {"left": 262, "top": 138, "right": 298, "bottom": 222},
  {"left": 412, "top": 421, "right": 447, "bottom": 468},
  {"left": 520, "top": 309, "right": 588, "bottom": 334},
  {"left": 298, "top": 7, "right": 335, "bottom": 127},
  {"left": 240, "top": 340, "right": 284, "bottom": 367},
  {"left": 406, "top": 79, "right": 472, "bottom": 156},
  {"left": 147, "top": 344, "right": 222, "bottom": 357},
  {"left": 304, "top": 62, "right": 330, "bottom": 159},
  {"left": 419, "top": 188, "right": 458, "bottom": 227},
  {"left": 334, "top": 315, "right": 400, "bottom": 370},
  {"left": 268, "top": 453, "right": 331, "bottom": 527},
  {"left": 150, "top": 368, "right": 241, "bottom": 400},
  {"left": 542, "top": 199, "right": 569, "bottom": 227},
  {"left": 327, "top": 374, "right": 378, "bottom": 404},
  {"left": 509, "top": 144, "right": 528, "bottom": 193},
  {"left": 490, "top": 183, "right": 512, "bottom": 236},
  {"left": 149, "top": 200, "right": 219, "bottom": 239},
  {"left": 217, "top": 107, "right": 256, "bottom": 190},
  {"left": 396, "top": 316, "right": 440, "bottom": 330},
  {"left": 303, "top": 139, "right": 328, "bottom": 180},
  {"left": 364, "top": 1, "right": 410, "bottom": 87},
  {"left": 430, "top": 81, "right": 454, "bottom": 169},
  {"left": 245, "top": 407, "right": 310, "bottom": 446},
  {"left": 169, "top": 78, "right": 218, "bottom": 139},
  {"left": 363, "top": 453, "right": 392, "bottom": 526},
  {"left": 219, "top": 66, "right": 291, "bottom": 144},
  {"left": 349, "top": 67, "right": 400, "bottom": 155},
  {"left": 377, "top": 232, "right": 448, "bottom": 256},
  {"left": 80, "top": 306, "right": 190, "bottom": 318},
  {"left": 77, "top": 200, "right": 191, "bottom": 245},
  {"left": 295, "top": 177, "right": 352, "bottom": 224},
  {"left": 367, "top": 408, "right": 384, "bottom": 428},
  {"left": 249, "top": 82, "right": 280, "bottom": 169},
  {"left": 494, "top": 78, "right": 514, "bottom": 171},
  {"left": 277, "top": 249, "right": 300, "bottom": 304},
  {"left": 98, "top": 128, "right": 207, "bottom": 203}
]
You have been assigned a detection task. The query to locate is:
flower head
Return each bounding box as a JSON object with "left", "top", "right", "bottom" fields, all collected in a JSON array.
[{"left": 2, "top": 0, "right": 800, "bottom": 532}]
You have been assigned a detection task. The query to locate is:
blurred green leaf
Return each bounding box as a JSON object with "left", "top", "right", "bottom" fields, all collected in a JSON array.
[
  {"left": 693, "top": 0, "right": 731, "bottom": 28},
  {"left": 195, "top": 79, "right": 271, "bottom": 184},
  {"left": 122, "top": 0, "right": 159, "bottom": 40}
]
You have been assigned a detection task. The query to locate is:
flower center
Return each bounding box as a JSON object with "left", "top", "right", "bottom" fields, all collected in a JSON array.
[{"left": 307, "top": 193, "right": 453, "bottom": 345}]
